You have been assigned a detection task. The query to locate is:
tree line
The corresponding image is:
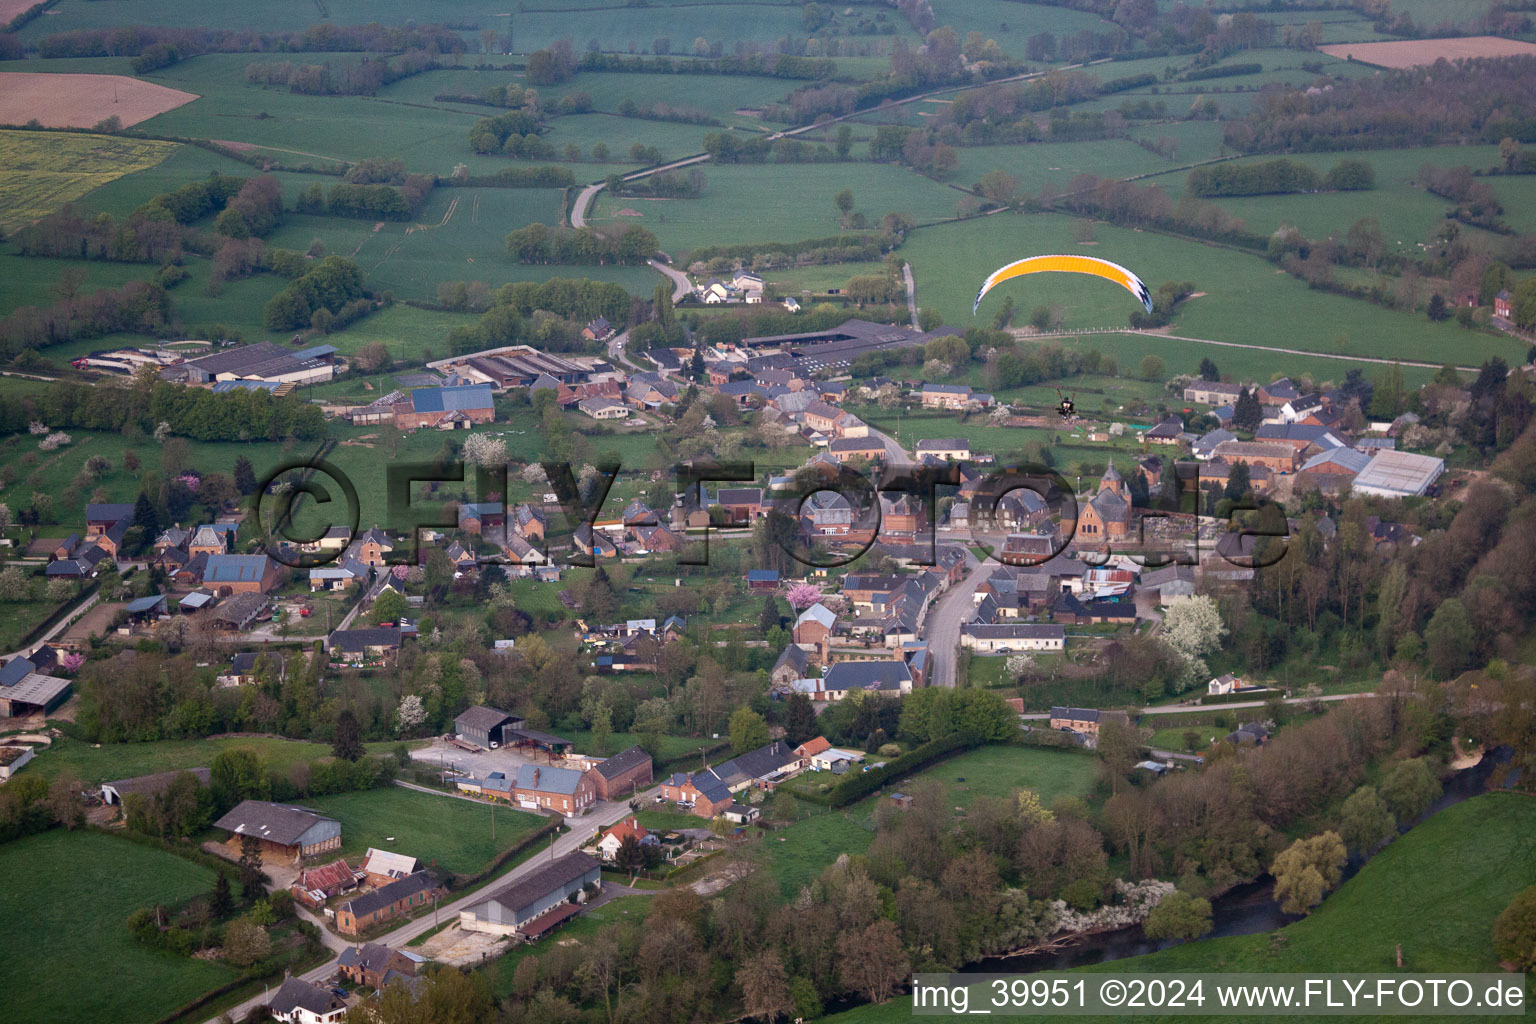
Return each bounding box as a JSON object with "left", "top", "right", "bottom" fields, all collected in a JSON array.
[
  {"left": 30, "top": 20, "right": 467, "bottom": 60},
  {"left": 243, "top": 50, "right": 440, "bottom": 96},
  {"left": 0, "top": 375, "right": 326, "bottom": 442},
  {"left": 1187, "top": 157, "right": 1375, "bottom": 197},
  {"left": 503, "top": 222, "right": 657, "bottom": 265}
]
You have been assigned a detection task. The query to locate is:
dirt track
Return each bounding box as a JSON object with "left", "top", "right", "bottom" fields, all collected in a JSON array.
[{"left": 0, "top": 73, "right": 197, "bottom": 129}]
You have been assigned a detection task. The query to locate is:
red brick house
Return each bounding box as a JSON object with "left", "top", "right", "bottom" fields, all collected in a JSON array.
[
  {"left": 290, "top": 858, "right": 360, "bottom": 908},
  {"left": 336, "top": 871, "right": 443, "bottom": 936},
  {"left": 792, "top": 603, "right": 837, "bottom": 646},
  {"left": 513, "top": 763, "right": 597, "bottom": 816},
  {"left": 1495, "top": 289, "right": 1513, "bottom": 320},
  {"left": 590, "top": 745, "right": 653, "bottom": 800},
  {"left": 716, "top": 487, "right": 763, "bottom": 524},
  {"left": 338, "top": 942, "right": 423, "bottom": 988},
  {"left": 658, "top": 769, "right": 734, "bottom": 818}
]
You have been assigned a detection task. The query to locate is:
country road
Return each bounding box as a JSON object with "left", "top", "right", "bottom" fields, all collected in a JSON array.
[
  {"left": 1015, "top": 327, "right": 1489, "bottom": 373},
  {"left": 920, "top": 551, "right": 987, "bottom": 688},
  {"left": 902, "top": 262, "right": 919, "bottom": 330},
  {"left": 203, "top": 792, "right": 639, "bottom": 1024},
  {"left": 1015, "top": 692, "right": 1368, "bottom": 720},
  {"left": 606, "top": 329, "right": 643, "bottom": 372}
]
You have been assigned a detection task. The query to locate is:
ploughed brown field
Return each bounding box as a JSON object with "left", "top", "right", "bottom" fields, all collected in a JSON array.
[
  {"left": 0, "top": 0, "right": 40, "bottom": 22},
  {"left": 1319, "top": 36, "right": 1536, "bottom": 68},
  {"left": 0, "top": 73, "right": 198, "bottom": 129}
]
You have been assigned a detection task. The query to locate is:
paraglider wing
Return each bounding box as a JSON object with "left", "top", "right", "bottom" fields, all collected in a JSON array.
[{"left": 973, "top": 254, "right": 1154, "bottom": 315}]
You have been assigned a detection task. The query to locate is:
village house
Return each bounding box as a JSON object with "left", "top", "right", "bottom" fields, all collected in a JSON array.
[
  {"left": 914, "top": 438, "right": 971, "bottom": 461},
  {"left": 335, "top": 871, "right": 443, "bottom": 936},
  {"left": 716, "top": 487, "right": 764, "bottom": 524},
  {"left": 819, "top": 660, "right": 913, "bottom": 700},
  {"left": 513, "top": 763, "right": 597, "bottom": 816},
  {"left": 792, "top": 603, "right": 837, "bottom": 648},
  {"left": 959, "top": 622, "right": 1066, "bottom": 653},
  {"left": 348, "top": 527, "right": 394, "bottom": 568},
  {"left": 658, "top": 769, "right": 735, "bottom": 817},
  {"left": 827, "top": 437, "right": 886, "bottom": 460},
  {"left": 460, "top": 851, "right": 601, "bottom": 939},
  {"left": 268, "top": 977, "right": 347, "bottom": 1024},
  {"left": 1494, "top": 289, "right": 1513, "bottom": 320},
  {"left": 1209, "top": 440, "right": 1299, "bottom": 474},
  {"left": 596, "top": 817, "right": 659, "bottom": 861},
  {"left": 1048, "top": 706, "right": 1129, "bottom": 737},
  {"left": 920, "top": 383, "right": 974, "bottom": 409},
  {"left": 337, "top": 942, "right": 426, "bottom": 989},
  {"left": 590, "top": 745, "right": 653, "bottom": 800},
  {"left": 1141, "top": 417, "right": 1185, "bottom": 445},
  {"left": 213, "top": 800, "right": 341, "bottom": 864},
  {"left": 1183, "top": 381, "right": 1243, "bottom": 405},
  {"left": 579, "top": 397, "right": 630, "bottom": 420},
  {"left": 327, "top": 626, "right": 404, "bottom": 664}
]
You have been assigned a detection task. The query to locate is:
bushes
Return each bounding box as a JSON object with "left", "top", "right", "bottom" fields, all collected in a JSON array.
[
  {"left": 469, "top": 109, "right": 543, "bottom": 154},
  {"left": 262, "top": 254, "right": 366, "bottom": 331},
  {"left": 1188, "top": 158, "right": 1376, "bottom": 197},
  {"left": 325, "top": 176, "right": 433, "bottom": 221},
  {"left": 1182, "top": 62, "right": 1261, "bottom": 82}
]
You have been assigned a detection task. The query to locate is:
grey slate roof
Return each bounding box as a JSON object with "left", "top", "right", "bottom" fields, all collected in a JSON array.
[
  {"left": 269, "top": 977, "right": 346, "bottom": 1017},
  {"left": 476, "top": 851, "right": 598, "bottom": 917},
  {"left": 340, "top": 871, "right": 437, "bottom": 919},
  {"left": 213, "top": 800, "right": 337, "bottom": 846},
  {"left": 593, "top": 745, "right": 651, "bottom": 781}
]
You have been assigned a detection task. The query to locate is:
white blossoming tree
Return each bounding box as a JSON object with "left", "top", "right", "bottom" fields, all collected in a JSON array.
[
  {"left": 395, "top": 694, "right": 428, "bottom": 734},
  {"left": 462, "top": 433, "right": 509, "bottom": 467},
  {"left": 1159, "top": 594, "right": 1227, "bottom": 690}
]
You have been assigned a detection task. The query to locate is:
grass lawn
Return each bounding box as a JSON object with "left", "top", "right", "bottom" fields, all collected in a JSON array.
[
  {"left": 0, "top": 829, "right": 238, "bottom": 1024},
  {"left": 304, "top": 785, "right": 547, "bottom": 877},
  {"left": 0, "top": 598, "right": 67, "bottom": 652},
  {"left": 491, "top": 893, "right": 655, "bottom": 996},
  {"left": 634, "top": 808, "right": 706, "bottom": 832},
  {"left": 0, "top": 429, "right": 310, "bottom": 530},
  {"left": 919, "top": 744, "right": 1099, "bottom": 810},
  {"left": 823, "top": 791, "right": 1536, "bottom": 1024},
  {"left": 28, "top": 735, "right": 413, "bottom": 786},
  {"left": 0, "top": 248, "right": 157, "bottom": 311},
  {"left": 757, "top": 807, "right": 876, "bottom": 896},
  {"left": 903, "top": 212, "right": 1520, "bottom": 377}
]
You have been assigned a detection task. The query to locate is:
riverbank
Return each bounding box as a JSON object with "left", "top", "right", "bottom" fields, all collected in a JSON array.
[{"left": 823, "top": 777, "right": 1530, "bottom": 1023}]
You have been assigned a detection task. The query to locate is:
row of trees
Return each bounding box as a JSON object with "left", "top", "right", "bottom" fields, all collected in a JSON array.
[
  {"left": 243, "top": 50, "right": 439, "bottom": 96},
  {"left": 503, "top": 222, "right": 657, "bottom": 265},
  {"left": 33, "top": 20, "right": 467, "bottom": 60},
  {"left": 296, "top": 176, "right": 434, "bottom": 221},
  {"left": 262, "top": 254, "right": 367, "bottom": 331},
  {"left": 1186, "top": 157, "right": 1375, "bottom": 197}
]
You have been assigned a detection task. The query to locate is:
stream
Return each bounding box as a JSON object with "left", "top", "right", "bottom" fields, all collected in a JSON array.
[{"left": 963, "top": 749, "right": 1505, "bottom": 975}]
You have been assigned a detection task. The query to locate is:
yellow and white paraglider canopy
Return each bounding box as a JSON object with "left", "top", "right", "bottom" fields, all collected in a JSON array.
[{"left": 973, "top": 254, "right": 1154, "bottom": 315}]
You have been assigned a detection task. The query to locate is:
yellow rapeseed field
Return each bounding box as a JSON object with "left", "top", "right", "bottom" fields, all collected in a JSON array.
[{"left": 0, "top": 129, "right": 178, "bottom": 229}]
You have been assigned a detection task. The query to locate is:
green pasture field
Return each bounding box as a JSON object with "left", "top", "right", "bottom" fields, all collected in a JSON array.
[
  {"left": 1481, "top": 173, "right": 1536, "bottom": 236},
  {"left": 902, "top": 212, "right": 1524, "bottom": 370},
  {"left": 588, "top": 161, "right": 962, "bottom": 257},
  {"left": 318, "top": 303, "right": 478, "bottom": 359},
  {"left": 1162, "top": 144, "right": 1515, "bottom": 245},
  {"left": 918, "top": 744, "right": 1099, "bottom": 809},
  {"left": 512, "top": 3, "right": 912, "bottom": 56},
  {"left": 764, "top": 261, "right": 904, "bottom": 295},
  {"left": 464, "top": 70, "right": 799, "bottom": 127},
  {"left": 135, "top": 55, "right": 499, "bottom": 173},
  {"left": 934, "top": 0, "right": 1115, "bottom": 59},
  {"left": 0, "top": 249, "right": 155, "bottom": 312},
  {"left": 948, "top": 139, "right": 1181, "bottom": 197},
  {"left": 0, "top": 429, "right": 309, "bottom": 529},
  {"left": 303, "top": 785, "right": 547, "bottom": 876},
  {"left": 1127, "top": 119, "right": 1229, "bottom": 165},
  {"left": 490, "top": 893, "right": 654, "bottom": 997},
  {"left": 77, "top": 142, "right": 262, "bottom": 220},
  {"left": 538, "top": 111, "right": 711, "bottom": 165},
  {"left": 0, "top": 830, "right": 238, "bottom": 1024},
  {"left": 261, "top": 186, "right": 662, "bottom": 305},
  {"left": 26, "top": 735, "right": 413, "bottom": 785},
  {"left": 824, "top": 790, "right": 1536, "bottom": 1024}
]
